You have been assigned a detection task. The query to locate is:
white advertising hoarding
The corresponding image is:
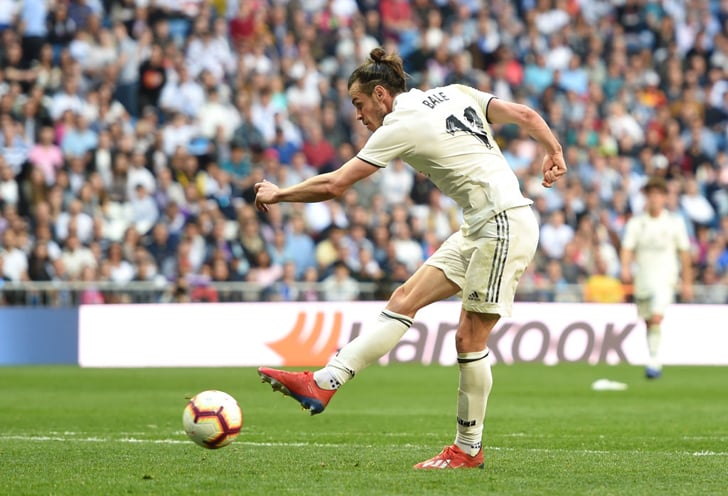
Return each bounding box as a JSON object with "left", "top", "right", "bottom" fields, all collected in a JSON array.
[{"left": 78, "top": 302, "right": 728, "bottom": 367}]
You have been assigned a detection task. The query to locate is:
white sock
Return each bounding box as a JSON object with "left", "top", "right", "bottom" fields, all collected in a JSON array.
[
  {"left": 454, "top": 349, "right": 492, "bottom": 457},
  {"left": 313, "top": 309, "right": 413, "bottom": 390},
  {"left": 647, "top": 324, "right": 662, "bottom": 370}
]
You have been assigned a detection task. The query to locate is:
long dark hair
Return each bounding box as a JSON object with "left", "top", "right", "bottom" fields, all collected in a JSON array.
[{"left": 347, "top": 47, "right": 407, "bottom": 96}]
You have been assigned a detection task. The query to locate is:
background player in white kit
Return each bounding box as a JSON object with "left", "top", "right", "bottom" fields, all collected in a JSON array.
[
  {"left": 621, "top": 176, "right": 693, "bottom": 379},
  {"left": 255, "top": 48, "right": 567, "bottom": 469}
]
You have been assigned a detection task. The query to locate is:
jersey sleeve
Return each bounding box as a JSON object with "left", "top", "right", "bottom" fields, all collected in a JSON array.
[
  {"left": 453, "top": 85, "right": 497, "bottom": 123},
  {"left": 356, "top": 119, "right": 414, "bottom": 168}
]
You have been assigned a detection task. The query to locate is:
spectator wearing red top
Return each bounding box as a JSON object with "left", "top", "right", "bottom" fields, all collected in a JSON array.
[
  {"left": 301, "top": 124, "right": 336, "bottom": 172},
  {"left": 379, "top": 0, "right": 413, "bottom": 41},
  {"left": 229, "top": 1, "right": 257, "bottom": 50}
]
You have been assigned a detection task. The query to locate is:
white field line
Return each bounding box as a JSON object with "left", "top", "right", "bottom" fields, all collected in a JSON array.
[
  {"left": 37, "top": 431, "right": 728, "bottom": 441},
  {"left": 681, "top": 436, "right": 728, "bottom": 441},
  {"left": 0, "top": 434, "right": 726, "bottom": 457}
]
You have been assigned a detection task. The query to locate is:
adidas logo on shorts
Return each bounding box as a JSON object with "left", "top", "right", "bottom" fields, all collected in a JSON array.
[{"left": 467, "top": 291, "right": 480, "bottom": 301}]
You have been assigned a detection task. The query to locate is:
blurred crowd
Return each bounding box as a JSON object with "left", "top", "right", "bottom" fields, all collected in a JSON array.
[{"left": 1, "top": 0, "right": 728, "bottom": 306}]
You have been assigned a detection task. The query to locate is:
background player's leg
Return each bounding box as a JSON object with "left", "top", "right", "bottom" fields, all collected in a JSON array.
[{"left": 646, "top": 315, "right": 664, "bottom": 376}]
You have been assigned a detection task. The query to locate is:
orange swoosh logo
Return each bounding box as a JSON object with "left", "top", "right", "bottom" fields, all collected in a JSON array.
[{"left": 267, "top": 311, "right": 342, "bottom": 366}]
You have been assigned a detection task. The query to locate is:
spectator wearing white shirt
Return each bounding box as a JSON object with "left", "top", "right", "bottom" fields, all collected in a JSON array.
[
  {"left": 106, "top": 242, "right": 135, "bottom": 283},
  {"left": 544, "top": 32, "right": 573, "bottom": 72},
  {"left": 159, "top": 65, "right": 205, "bottom": 118},
  {"left": 337, "top": 21, "right": 379, "bottom": 71},
  {"left": 0, "top": 0, "right": 18, "bottom": 31},
  {"left": 181, "top": 221, "right": 207, "bottom": 273},
  {"left": 534, "top": 0, "right": 570, "bottom": 36},
  {"left": 321, "top": 261, "right": 360, "bottom": 301},
  {"left": 0, "top": 160, "right": 19, "bottom": 207},
  {"left": 55, "top": 199, "right": 94, "bottom": 244},
  {"left": 241, "top": 40, "right": 274, "bottom": 76},
  {"left": 185, "top": 23, "right": 235, "bottom": 83},
  {"left": 85, "top": 28, "right": 117, "bottom": 77},
  {"left": 129, "top": 184, "right": 159, "bottom": 235},
  {"left": 391, "top": 221, "right": 424, "bottom": 273},
  {"left": 162, "top": 112, "right": 197, "bottom": 156},
  {"left": 330, "top": 0, "right": 358, "bottom": 19},
  {"left": 286, "top": 72, "right": 322, "bottom": 115},
  {"left": 1, "top": 229, "right": 28, "bottom": 282},
  {"left": 197, "top": 88, "right": 241, "bottom": 142},
  {"left": 681, "top": 177, "right": 716, "bottom": 227},
  {"left": 49, "top": 77, "right": 84, "bottom": 121},
  {"left": 540, "top": 210, "right": 575, "bottom": 259},
  {"left": 60, "top": 233, "right": 96, "bottom": 279},
  {"left": 68, "top": 29, "right": 93, "bottom": 69},
  {"left": 305, "top": 199, "right": 349, "bottom": 237},
  {"left": 126, "top": 150, "right": 156, "bottom": 200},
  {"left": 250, "top": 87, "right": 283, "bottom": 145},
  {"left": 380, "top": 158, "right": 414, "bottom": 207},
  {"left": 607, "top": 101, "right": 645, "bottom": 146}
]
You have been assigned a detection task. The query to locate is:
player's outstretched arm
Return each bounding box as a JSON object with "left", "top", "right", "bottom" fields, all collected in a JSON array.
[
  {"left": 254, "top": 157, "right": 379, "bottom": 212},
  {"left": 486, "top": 98, "right": 567, "bottom": 188}
]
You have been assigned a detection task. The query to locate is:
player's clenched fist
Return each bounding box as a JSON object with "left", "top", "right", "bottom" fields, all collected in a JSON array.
[
  {"left": 541, "top": 152, "right": 567, "bottom": 188},
  {"left": 254, "top": 180, "right": 279, "bottom": 212}
]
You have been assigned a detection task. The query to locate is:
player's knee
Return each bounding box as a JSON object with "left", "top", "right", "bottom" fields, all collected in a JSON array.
[
  {"left": 649, "top": 315, "right": 663, "bottom": 326},
  {"left": 455, "top": 329, "right": 486, "bottom": 353},
  {"left": 385, "top": 285, "right": 417, "bottom": 318},
  {"left": 455, "top": 311, "right": 498, "bottom": 352}
]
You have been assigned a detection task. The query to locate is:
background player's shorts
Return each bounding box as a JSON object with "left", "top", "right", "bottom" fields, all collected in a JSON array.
[
  {"left": 634, "top": 286, "right": 675, "bottom": 319},
  {"left": 425, "top": 205, "right": 539, "bottom": 316}
]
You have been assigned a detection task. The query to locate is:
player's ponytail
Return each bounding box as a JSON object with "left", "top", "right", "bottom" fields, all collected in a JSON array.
[{"left": 347, "top": 47, "right": 407, "bottom": 96}]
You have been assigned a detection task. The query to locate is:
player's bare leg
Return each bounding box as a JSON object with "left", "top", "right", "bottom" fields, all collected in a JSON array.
[
  {"left": 259, "top": 265, "right": 459, "bottom": 414},
  {"left": 317, "top": 265, "right": 460, "bottom": 387},
  {"left": 415, "top": 309, "right": 498, "bottom": 469}
]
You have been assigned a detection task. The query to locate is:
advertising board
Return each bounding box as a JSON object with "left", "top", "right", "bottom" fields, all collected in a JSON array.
[{"left": 78, "top": 302, "right": 727, "bottom": 367}]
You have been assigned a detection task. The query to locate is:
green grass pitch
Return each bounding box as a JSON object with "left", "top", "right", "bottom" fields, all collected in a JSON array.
[{"left": 1, "top": 364, "right": 727, "bottom": 495}]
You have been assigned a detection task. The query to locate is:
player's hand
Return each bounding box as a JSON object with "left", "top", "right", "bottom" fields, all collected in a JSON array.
[
  {"left": 541, "top": 151, "right": 567, "bottom": 188},
  {"left": 680, "top": 282, "right": 693, "bottom": 303},
  {"left": 620, "top": 267, "right": 632, "bottom": 285},
  {"left": 254, "top": 180, "right": 279, "bottom": 212}
]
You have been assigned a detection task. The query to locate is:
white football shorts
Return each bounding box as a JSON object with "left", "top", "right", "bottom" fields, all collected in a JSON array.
[
  {"left": 426, "top": 205, "right": 539, "bottom": 316},
  {"left": 634, "top": 285, "right": 675, "bottom": 319}
]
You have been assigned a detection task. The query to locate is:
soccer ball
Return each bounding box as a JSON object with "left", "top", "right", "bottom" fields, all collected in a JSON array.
[{"left": 182, "top": 390, "right": 243, "bottom": 449}]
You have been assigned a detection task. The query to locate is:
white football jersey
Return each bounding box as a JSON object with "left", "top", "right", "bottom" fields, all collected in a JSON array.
[
  {"left": 357, "top": 85, "right": 532, "bottom": 235},
  {"left": 622, "top": 210, "right": 690, "bottom": 295}
]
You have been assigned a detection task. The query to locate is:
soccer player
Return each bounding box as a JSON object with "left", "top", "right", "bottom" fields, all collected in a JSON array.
[
  {"left": 620, "top": 176, "right": 693, "bottom": 379},
  {"left": 255, "top": 48, "right": 566, "bottom": 469}
]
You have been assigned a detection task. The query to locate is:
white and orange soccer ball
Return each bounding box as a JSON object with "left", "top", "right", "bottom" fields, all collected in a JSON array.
[{"left": 182, "top": 390, "right": 243, "bottom": 449}]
